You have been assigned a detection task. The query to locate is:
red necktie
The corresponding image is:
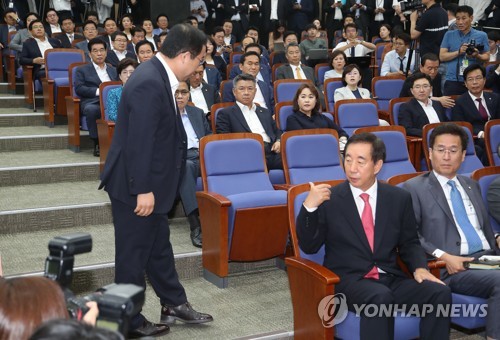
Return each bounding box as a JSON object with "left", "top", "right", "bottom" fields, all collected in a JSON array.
[
  {"left": 360, "top": 193, "right": 379, "bottom": 280},
  {"left": 476, "top": 98, "right": 488, "bottom": 121}
]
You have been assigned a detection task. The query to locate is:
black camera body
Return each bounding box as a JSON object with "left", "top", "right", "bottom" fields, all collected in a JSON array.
[
  {"left": 466, "top": 39, "right": 485, "bottom": 56},
  {"left": 400, "top": 0, "right": 425, "bottom": 12}
]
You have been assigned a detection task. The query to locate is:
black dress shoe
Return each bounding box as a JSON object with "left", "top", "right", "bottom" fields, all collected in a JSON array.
[
  {"left": 160, "top": 302, "right": 213, "bottom": 325},
  {"left": 190, "top": 227, "right": 202, "bottom": 248},
  {"left": 128, "top": 319, "right": 169, "bottom": 338},
  {"left": 93, "top": 144, "right": 100, "bottom": 157}
]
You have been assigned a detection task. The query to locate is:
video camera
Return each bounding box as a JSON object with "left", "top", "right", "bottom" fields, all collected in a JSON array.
[
  {"left": 400, "top": 0, "right": 425, "bottom": 12},
  {"left": 44, "top": 233, "right": 145, "bottom": 336},
  {"left": 465, "top": 39, "right": 485, "bottom": 56}
]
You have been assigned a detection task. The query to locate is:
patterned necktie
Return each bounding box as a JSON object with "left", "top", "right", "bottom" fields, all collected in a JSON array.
[
  {"left": 447, "top": 180, "right": 483, "bottom": 254},
  {"left": 296, "top": 66, "right": 303, "bottom": 79},
  {"left": 360, "top": 193, "right": 379, "bottom": 279},
  {"left": 475, "top": 98, "right": 488, "bottom": 121}
]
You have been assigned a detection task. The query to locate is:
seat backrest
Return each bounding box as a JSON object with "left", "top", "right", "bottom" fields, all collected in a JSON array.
[
  {"left": 221, "top": 79, "right": 234, "bottom": 102},
  {"left": 230, "top": 51, "right": 243, "bottom": 64},
  {"left": 335, "top": 99, "right": 379, "bottom": 136},
  {"left": 422, "top": 122, "right": 483, "bottom": 174},
  {"left": 389, "top": 97, "right": 411, "bottom": 125},
  {"left": 271, "top": 63, "right": 284, "bottom": 82},
  {"left": 68, "top": 62, "right": 87, "bottom": 98},
  {"left": 322, "top": 112, "right": 334, "bottom": 122},
  {"left": 354, "top": 126, "right": 416, "bottom": 180},
  {"left": 282, "top": 129, "right": 345, "bottom": 185},
  {"left": 45, "top": 49, "right": 85, "bottom": 80},
  {"left": 324, "top": 77, "right": 343, "bottom": 112},
  {"left": 386, "top": 172, "right": 427, "bottom": 187},
  {"left": 200, "top": 133, "right": 274, "bottom": 197},
  {"left": 471, "top": 167, "right": 500, "bottom": 233},
  {"left": 485, "top": 119, "right": 500, "bottom": 166},
  {"left": 288, "top": 181, "right": 344, "bottom": 261},
  {"left": 372, "top": 76, "right": 405, "bottom": 111},
  {"left": 210, "top": 102, "right": 235, "bottom": 133},
  {"left": 315, "top": 63, "right": 330, "bottom": 86},
  {"left": 274, "top": 79, "right": 313, "bottom": 103},
  {"left": 99, "top": 81, "right": 123, "bottom": 120},
  {"left": 275, "top": 101, "right": 294, "bottom": 131}
]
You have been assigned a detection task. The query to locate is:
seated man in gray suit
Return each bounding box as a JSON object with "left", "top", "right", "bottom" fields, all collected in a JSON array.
[
  {"left": 74, "top": 38, "right": 117, "bottom": 157},
  {"left": 404, "top": 123, "right": 500, "bottom": 340},
  {"left": 216, "top": 73, "right": 283, "bottom": 170},
  {"left": 75, "top": 20, "right": 99, "bottom": 62},
  {"left": 176, "top": 81, "right": 212, "bottom": 248},
  {"left": 276, "top": 42, "right": 316, "bottom": 85}
]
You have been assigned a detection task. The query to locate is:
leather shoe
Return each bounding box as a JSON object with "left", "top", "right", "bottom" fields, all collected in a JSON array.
[
  {"left": 160, "top": 302, "right": 213, "bottom": 325},
  {"left": 190, "top": 227, "right": 202, "bottom": 248},
  {"left": 128, "top": 319, "right": 169, "bottom": 338},
  {"left": 93, "top": 144, "right": 100, "bottom": 157}
]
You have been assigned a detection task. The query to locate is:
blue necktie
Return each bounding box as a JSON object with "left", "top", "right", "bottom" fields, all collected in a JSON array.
[{"left": 447, "top": 180, "right": 483, "bottom": 254}]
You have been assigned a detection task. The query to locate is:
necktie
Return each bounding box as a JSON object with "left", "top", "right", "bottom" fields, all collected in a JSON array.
[
  {"left": 447, "top": 180, "right": 483, "bottom": 254},
  {"left": 69, "top": 34, "right": 73, "bottom": 42},
  {"left": 360, "top": 193, "right": 379, "bottom": 279},
  {"left": 296, "top": 66, "right": 303, "bottom": 79},
  {"left": 350, "top": 46, "right": 355, "bottom": 57},
  {"left": 475, "top": 98, "right": 488, "bottom": 121},
  {"left": 398, "top": 56, "right": 405, "bottom": 72}
]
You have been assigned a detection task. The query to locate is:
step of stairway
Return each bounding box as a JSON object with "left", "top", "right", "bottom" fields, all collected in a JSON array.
[
  {"left": 0, "top": 82, "right": 24, "bottom": 94},
  {"left": 0, "top": 149, "right": 99, "bottom": 186},
  {"left": 0, "top": 125, "right": 91, "bottom": 152},
  {"left": 0, "top": 112, "right": 45, "bottom": 127},
  {"left": 0, "top": 93, "right": 43, "bottom": 108}
]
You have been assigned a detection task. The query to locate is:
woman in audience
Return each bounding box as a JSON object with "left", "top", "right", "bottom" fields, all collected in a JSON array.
[
  {"left": 142, "top": 18, "right": 158, "bottom": 51},
  {"left": 106, "top": 58, "right": 138, "bottom": 122},
  {"left": 268, "top": 21, "right": 285, "bottom": 53},
  {"left": 9, "top": 12, "right": 40, "bottom": 53},
  {"left": 120, "top": 14, "right": 134, "bottom": 41},
  {"left": 312, "top": 19, "right": 327, "bottom": 40},
  {"left": 373, "top": 23, "right": 392, "bottom": 44},
  {"left": 287, "top": 83, "right": 349, "bottom": 141},
  {"left": 334, "top": 64, "right": 371, "bottom": 101},
  {"left": 206, "top": 36, "right": 226, "bottom": 80},
  {"left": 324, "top": 50, "right": 347, "bottom": 81}
]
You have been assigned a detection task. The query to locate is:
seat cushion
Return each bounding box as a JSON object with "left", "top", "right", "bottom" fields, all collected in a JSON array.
[{"left": 451, "top": 293, "right": 487, "bottom": 329}]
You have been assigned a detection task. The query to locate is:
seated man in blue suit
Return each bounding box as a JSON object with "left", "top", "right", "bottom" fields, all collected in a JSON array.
[
  {"left": 75, "top": 20, "right": 99, "bottom": 62},
  {"left": 404, "top": 123, "right": 500, "bottom": 340},
  {"left": 216, "top": 73, "right": 283, "bottom": 170},
  {"left": 105, "top": 31, "right": 137, "bottom": 67},
  {"left": 229, "top": 43, "right": 271, "bottom": 84},
  {"left": 223, "top": 52, "right": 274, "bottom": 113},
  {"left": 176, "top": 81, "right": 212, "bottom": 248},
  {"left": 74, "top": 38, "right": 117, "bottom": 157}
]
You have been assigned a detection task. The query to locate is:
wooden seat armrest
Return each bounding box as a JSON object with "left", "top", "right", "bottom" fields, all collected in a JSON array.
[
  {"left": 273, "top": 184, "right": 291, "bottom": 191},
  {"left": 285, "top": 256, "right": 340, "bottom": 285},
  {"left": 427, "top": 259, "right": 446, "bottom": 279},
  {"left": 406, "top": 136, "right": 422, "bottom": 143},
  {"left": 196, "top": 191, "right": 232, "bottom": 207},
  {"left": 377, "top": 109, "right": 390, "bottom": 122}
]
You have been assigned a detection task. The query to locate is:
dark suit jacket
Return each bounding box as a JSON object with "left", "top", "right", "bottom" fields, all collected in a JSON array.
[
  {"left": 186, "top": 105, "right": 213, "bottom": 138},
  {"left": 276, "top": 63, "right": 316, "bottom": 85},
  {"left": 100, "top": 57, "right": 187, "bottom": 213},
  {"left": 224, "top": 0, "right": 249, "bottom": 31},
  {"left": 74, "top": 62, "right": 117, "bottom": 108},
  {"left": 297, "top": 181, "right": 428, "bottom": 281},
  {"left": 216, "top": 104, "right": 282, "bottom": 143},
  {"left": 262, "top": 0, "right": 286, "bottom": 26},
  {"left": 399, "top": 98, "right": 448, "bottom": 137},
  {"left": 229, "top": 63, "right": 272, "bottom": 85},
  {"left": 56, "top": 32, "right": 84, "bottom": 48},
  {"left": 487, "top": 176, "right": 500, "bottom": 227},
  {"left": 105, "top": 50, "right": 137, "bottom": 67},
  {"left": 452, "top": 91, "right": 500, "bottom": 135},
  {"left": 75, "top": 39, "right": 91, "bottom": 62},
  {"left": 486, "top": 67, "right": 500, "bottom": 94},
  {"left": 404, "top": 172, "right": 499, "bottom": 275},
  {"left": 222, "top": 79, "right": 274, "bottom": 113},
  {"left": 0, "top": 23, "right": 21, "bottom": 48},
  {"left": 126, "top": 42, "right": 137, "bottom": 58},
  {"left": 189, "top": 82, "right": 221, "bottom": 113},
  {"left": 19, "top": 37, "right": 63, "bottom": 76},
  {"left": 344, "top": 0, "right": 373, "bottom": 37},
  {"left": 286, "top": 0, "right": 314, "bottom": 33},
  {"left": 205, "top": 65, "right": 222, "bottom": 90}
]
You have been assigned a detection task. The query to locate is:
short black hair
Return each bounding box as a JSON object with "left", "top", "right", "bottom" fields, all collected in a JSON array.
[
  {"left": 488, "top": 30, "right": 500, "bottom": 42},
  {"left": 394, "top": 32, "right": 411, "bottom": 45},
  {"left": 28, "top": 19, "right": 43, "bottom": 31},
  {"left": 103, "top": 17, "right": 116, "bottom": 26},
  {"left": 232, "top": 73, "right": 256, "bottom": 87},
  {"left": 111, "top": 31, "right": 127, "bottom": 41},
  {"left": 429, "top": 123, "right": 468, "bottom": 151},
  {"left": 292, "top": 83, "right": 321, "bottom": 115},
  {"left": 445, "top": 3, "right": 458, "bottom": 16},
  {"left": 88, "top": 37, "right": 106, "bottom": 51},
  {"left": 117, "top": 58, "right": 138, "bottom": 75},
  {"left": 345, "top": 132, "right": 386, "bottom": 163},
  {"left": 131, "top": 26, "right": 145, "bottom": 36},
  {"left": 156, "top": 13, "right": 168, "bottom": 23},
  {"left": 305, "top": 23, "right": 317, "bottom": 31},
  {"left": 158, "top": 31, "right": 168, "bottom": 38},
  {"left": 409, "top": 72, "right": 432, "bottom": 88},
  {"left": 85, "top": 11, "right": 98, "bottom": 20},
  {"left": 244, "top": 42, "right": 262, "bottom": 54},
  {"left": 60, "top": 16, "right": 74, "bottom": 24},
  {"left": 341, "top": 64, "right": 362, "bottom": 86},
  {"left": 3, "top": 9, "right": 16, "bottom": 17},
  {"left": 456, "top": 5, "right": 473, "bottom": 17},
  {"left": 344, "top": 23, "right": 358, "bottom": 32},
  {"left": 82, "top": 20, "right": 98, "bottom": 31},
  {"left": 463, "top": 63, "right": 486, "bottom": 79},
  {"left": 212, "top": 26, "right": 224, "bottom": 36},
  {"left": 420, "top": 53, "right": 439, "bottom": 67},
  {"left": 135, "top": 39, "right": 154, "bottom": 54},
  {"left": 240, "top": 51, "right": 261, "bottom": 64},
  {"left": 246, "top": 26, "right": 259, "bottom": 34},
  {"left": 285, "top": 42, "right": 300, "bottom": 53},
  {"left": 161, "top": 23, "right": 207, "bottom": 59},
  {"left": 45, "top": 8, "right": 57, "bottom": 18},
  {"left": 329, "top": 50, "right": 347, "bottom": 68},
  {"left": 283, "top": 31, "right": 298, "bottom": 42}
]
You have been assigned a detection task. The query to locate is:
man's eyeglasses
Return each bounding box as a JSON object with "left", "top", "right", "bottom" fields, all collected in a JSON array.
[
  {"left": 413, "top": 84, "right": 431, "bottom": 90},
  {"left": 432, "top": 147, "right": 461, "bottom": 155}
]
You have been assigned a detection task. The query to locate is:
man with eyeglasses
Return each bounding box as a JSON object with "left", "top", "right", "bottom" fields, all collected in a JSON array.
[
  {"left": 404, "top": 122, "right": 500, "bottom": 340},
  {"left": 380, "top": 33, "right": 415, "bottom": 77},
  {"left": 398, "top": 73, "right": 448, "bottom": 137},
  {"left": 76, "top": 20, "right": 99, "bottom": 62},
  {"left": 187, "top": 63, "right": 220, "bottom": 117},
  {"left": 452, "top": 63, "right": 500, "bottom": 164},
  {"left": 440, "top": 5, "right": 490, "bottom": 96},
  {"left": 175, "top": 81, "right": 212, "bottom": 248},
  {"left": 105, "top": 32, "right": 137, "bottom": 67}
]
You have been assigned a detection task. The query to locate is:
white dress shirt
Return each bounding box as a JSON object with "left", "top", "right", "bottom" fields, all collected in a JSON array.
[
  {"left": 253, "top": 83, "right": 267, "bottom": 109},
  {"left": 50, "top": 24, "right": 62, "bottom": 34},
  {"left": 51, "top": 0, "right": 72, "bottom": 11},
  {"left": 180, "top": 108, "right": 200, "bottom": 149},
  {"left": 468, "top": 91, "right": 491, "bottom": 119},
  {"left": 334, "top": 41, "right": 373, "bottom": 57},
  {"left": 417, "top": 99, "right": 441, "bottom": 124},
  {"left": 230, "top": 0, "right": 242, "bottom": 21},
  {"left": 114, "top": 50, "right": 128, "bottom": 61},
  {"left": 156, "top": 54, "right": 179, "bottom": 110},
  {"left": 236, "top": 101, "right": 271, "bottom": 143},
  {"left": 270, "top": 0, "right": 279, "bottom": 20},
  {"left": 190, "top": 85, "right": 209, "bottom": 113},
  {"left": 291, "top": 64, "right": 306, "bottom": 79},
  {"left": 92, "top": 61, "right": 111, "bottom": 96},
  {"left": 35, "top": 37, "right": 54, "bottom": 69}
]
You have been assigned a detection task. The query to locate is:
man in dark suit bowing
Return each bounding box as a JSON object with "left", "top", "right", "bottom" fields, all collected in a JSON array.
[
  {"left": 404, "top": 123, "right": 500, "bottom": 340},
  {"left": 399, "top": 73, "right": 448, "bottom": 137},
  {"left": 297, "top": 132, "right": 451, "bottom": 340},
  {"left": 176, "top": 81, "right": 212, "bottom": 248},
  {"left": 452, "top": 64, "right": 500, "bottom": 164},
  {"left": 188, "top": 63, "right": 220, "bottom": 118},
  {"left": 216, "top": 73, "right": 283, "bottom": 170},
  {"left": 99, "top": 24, "right": 213, "bottom": 338},
  {"left": 74, "top": 38, "right": 117, "bottom": 157}
]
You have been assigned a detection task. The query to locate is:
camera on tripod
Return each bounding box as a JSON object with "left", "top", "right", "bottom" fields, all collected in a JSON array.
[
  {"left": 44, "top": 232, "right": 145, "bottom": 336},
  {"left": 400, "top": 0, "right": 425, "bottom": 12},
  {"left": 465, "top": 39, "right": 485, "bottom": 56}
]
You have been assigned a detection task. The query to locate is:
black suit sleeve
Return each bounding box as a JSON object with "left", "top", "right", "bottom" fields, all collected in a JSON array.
[
  {"left": 486, "top": 69, "right": 500, "bottom": 89},
  {"left": 398, "top": 102, "right": 423, "bottom": 137},
  {"left": 285, "top": 114, "right": 302, "bottom": 131},
  {"left": 296, "top": 204, "right": 328, "bottom": 254},
  {"left": 20, "top": 40, "right": 36, "bottom": 65},
  {"left": 215, "top": 108, "right": 232, "bottom": 134},
  {"left": 487, "top": 178, "right": 500, "bottom": 225},
  {"left": 399, "top": 78, "right": 412, "bottom": 98},
  {"left": 74, "top": 67, "right": 98, "bottom": 99}
]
